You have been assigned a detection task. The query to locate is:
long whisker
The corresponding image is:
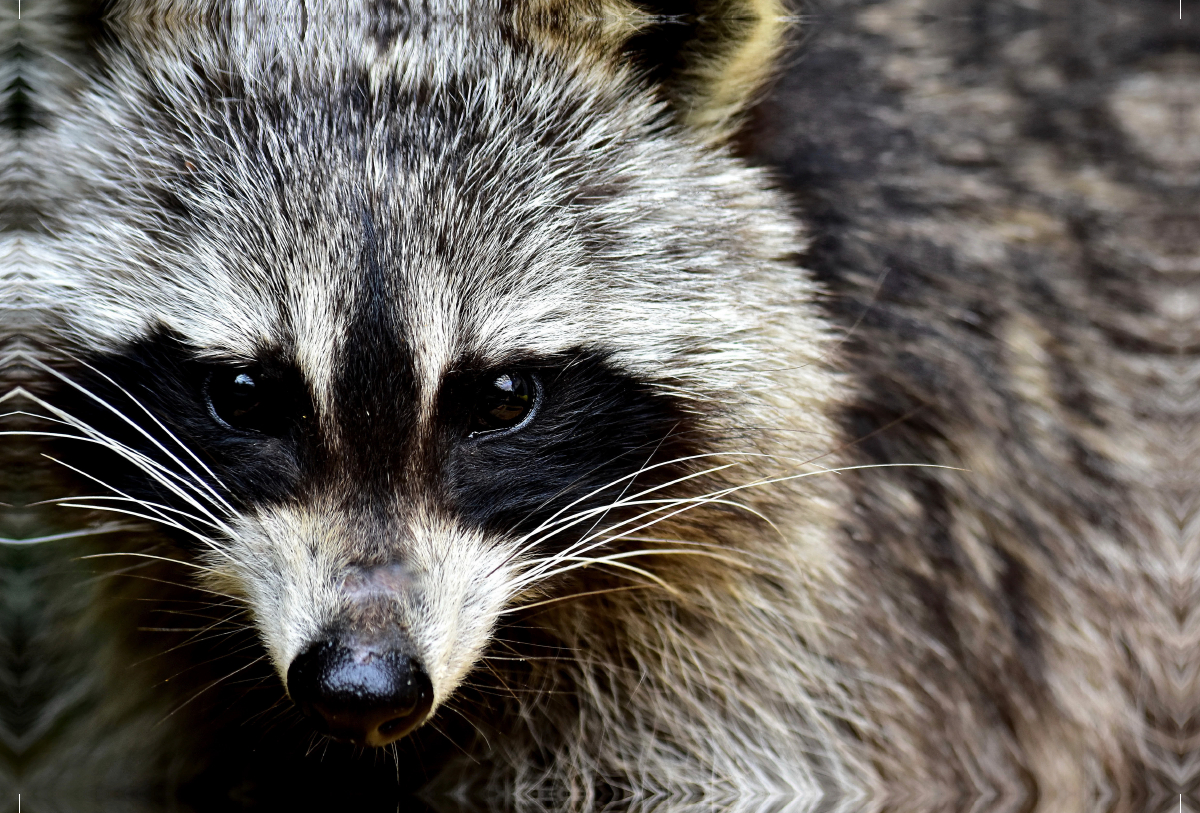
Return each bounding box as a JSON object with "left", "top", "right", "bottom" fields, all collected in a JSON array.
[
  {"left": 9, "top": 414, "right": 235, "bottom": 533},
  {"left": 58, "top": 500, "right": 234, "bottom": 556},
  {"left": 46, "top": 355, "right": 231, "bottom": 490},
  {"left": 522, "top": 455, "right": 745, "bottom": 542},
  {"left": 508, "top": 409, "right": 944, "bottom": 577},
  {"left": 500, "top": 454, "right": 793, "bottom": 583},
  {"left": 158, "top": 654, "right": 268, "bottom": 722},
  {"left": 518, "top": 547, "right": 751, "bottom": 591},
  {"left": 1, "top": 409, "right": 83, "bottom": 426},
  {"left": 154, "top": 638, "right": 268, "bottom": 688},
  {"left": 7, "top": 423, "right": 235, "bottom": 540},
  {"left": 107, "top": 572, "right": 239, "bottom": 600},
  {"left": 483, "top": 456, "right": 745, "bottom": 581},
  {"left": 131, "top": 620, "right": 254, "bottom": 666},
  {"left": 506, "top": 461, "right": 746, "bottom": 562},
  {"left": 22, "top": 357, "right": 237, "bottom": 513},
  {"left": 79, "top": 550, "right": 227, "bottom": 578},
  {"left": 561, "top": 462, "right": 962, "bottom": 567},
  {"left": 516, "top": 463, "right": 965, "bottom": 590},
  {"left": 510, "top": 442, "right": 868, "bottom": 556},
  {"left": 33, "top": 494, "right": 223, "bottom": 532},
  {"left": 523, "top": 556, "right": 676, "bottom": 593},
  {"left": 573, "top": 439, "right": 667, "bottom": 560},
  {"left": 24, "top": 433, "right": 237, "bottom": 558},
  {"left": 502, "top": 584, "right": 653, "bottom": 613},
  {"left": 0, "top": 522, "right": 135, "bottom": 545},
  {"left": 514, "top": 493, "right": 772, "bottom": 586}
]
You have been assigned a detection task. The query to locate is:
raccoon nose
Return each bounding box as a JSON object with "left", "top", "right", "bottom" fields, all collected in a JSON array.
[{"left": 287, "top": 639, "right": 434, "bottom": 747}]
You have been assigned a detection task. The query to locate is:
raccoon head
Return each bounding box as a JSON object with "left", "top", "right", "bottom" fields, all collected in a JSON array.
[{"left": 36, "top": 11, "right": 831, "bottom": 748}]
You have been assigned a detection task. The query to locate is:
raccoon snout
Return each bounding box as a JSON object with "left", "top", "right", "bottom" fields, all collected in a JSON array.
[{"left": 287, "top": 638, "right": 434, "bottom": 747}]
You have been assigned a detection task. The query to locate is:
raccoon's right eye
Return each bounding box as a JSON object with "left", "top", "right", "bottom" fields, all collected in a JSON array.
[
  {"left": 469, "top": 371, "right": 539, "bottom": 437},
  {"left": 205, "top": 368, "right": 267, "bottom": 432}
]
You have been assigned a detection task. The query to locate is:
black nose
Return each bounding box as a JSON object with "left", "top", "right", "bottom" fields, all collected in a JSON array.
[{"left": 287, "top": 639, "right": 434, "bottom": 747}]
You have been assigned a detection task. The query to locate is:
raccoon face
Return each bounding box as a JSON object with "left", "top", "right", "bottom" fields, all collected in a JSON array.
[{"left": 40, "top": 20, "right": 814, "bottom": 747}]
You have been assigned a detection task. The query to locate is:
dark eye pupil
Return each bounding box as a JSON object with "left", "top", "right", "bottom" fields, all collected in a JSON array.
[
  {"left": 475, "top": 372, "right": 532, "bottom": 432},
  {"left": 232, "top": 373, "right": 255, "bottom": 396},
  {"left": 208, "top": 368, "right": 264, "bottom": 428}
]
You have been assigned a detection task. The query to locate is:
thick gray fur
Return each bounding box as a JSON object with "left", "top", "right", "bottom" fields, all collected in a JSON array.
[{"left": 4, "top": 0, "right": 1195, "bottom": 811}]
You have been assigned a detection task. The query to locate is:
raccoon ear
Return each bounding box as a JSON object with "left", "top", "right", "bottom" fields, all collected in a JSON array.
[
  {"left": 518, "top": 0, "right": 791, "bottom": 147},
  {"left": 620, "top": 0, "right": 792, "bottom": 146}
]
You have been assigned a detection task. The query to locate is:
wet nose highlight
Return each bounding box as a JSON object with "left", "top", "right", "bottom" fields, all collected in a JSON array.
[{"left": 287, "top": 639, "right": 434, "bottom": 747}]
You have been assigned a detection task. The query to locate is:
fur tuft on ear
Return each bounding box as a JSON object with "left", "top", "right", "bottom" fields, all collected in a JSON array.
[
  {"left": 622, "top": 0, "right": 792, "bottom": 144},
  {"left": 672, "top": 0, "right": 792, "bottom": 143},
  {"left": 516, "top": 0, "right": 793, "bottom": 145}
]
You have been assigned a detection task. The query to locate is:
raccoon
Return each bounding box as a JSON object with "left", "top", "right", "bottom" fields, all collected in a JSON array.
[{"left": 7, "top": 0, "right": 1192, "bottom": 809}]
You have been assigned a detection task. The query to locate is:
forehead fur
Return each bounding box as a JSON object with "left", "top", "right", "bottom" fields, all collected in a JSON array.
[{"left": 35, "top": 6, "right": 817, "bottom": 414}]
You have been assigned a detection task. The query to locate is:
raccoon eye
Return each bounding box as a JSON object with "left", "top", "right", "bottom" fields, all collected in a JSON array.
[
  {"left": 206, "top": 368, "right": 266, "bottom": 432},
  {"left": 471, "top": 371, "right": 538, "bottom": 436}
]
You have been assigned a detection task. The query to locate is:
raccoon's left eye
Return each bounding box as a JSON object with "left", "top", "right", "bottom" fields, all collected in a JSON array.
[
  {"left": 206, "top": 368, "right": 269, "bottom": 433},
  {"left": 471, "top": 371, "right": 539, "bottom": 436}
]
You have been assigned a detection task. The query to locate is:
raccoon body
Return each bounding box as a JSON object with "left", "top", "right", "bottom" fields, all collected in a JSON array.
[{"left": 8, "top": 0, "right": 1188, "bottom": 809}]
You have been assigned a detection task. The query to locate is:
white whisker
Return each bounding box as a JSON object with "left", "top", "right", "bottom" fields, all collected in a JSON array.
[
  {"left": 26, "top": 356, "right": 237, "bottom": 514},
  {"left": 11, "top": 395, "right": 236, "bottom": 531},
  {"left": 7, "top": 422, "right": 234, "bottom": 536},
  {"left": 158, "top": 654, "right": 268, "bottom": 722},
  {"left": 509, "top": 461, "right": 744, "bottom": 559},
  {"left": 516, "top": 491, "right": 774, "bottom": 586},
  {"left": 79, "top": 550, "right": 226, "bottom": 578},
  {"left": 515, "top": 462, "right": 966, "bottom": 591},
  {"left": 36, "top": 493, "right": 225, "bottom": 532},
  {"left": 0, "top": 522, "right": 137, "bottom": 545},
  {"left": 58, "top": 502, "right": 233, "bottom": 555},
  {"left": 524, "top": 547, "right": 749, "bottom": 584},
  {"left": 40, "top": 449, "right": 235, "bottom": 560}
]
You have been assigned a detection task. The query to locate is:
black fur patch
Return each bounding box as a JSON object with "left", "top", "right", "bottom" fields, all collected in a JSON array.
[
  {"left": 437, "top": 350, "right": 701, "bottom": 541},
  {"left": 328, "top": 209, "right": 704, "bottom": 541},
  {"left": 53, "top": 320, "right": 702, "bottom": 557},
  {"left": 47, "top": 329, "right": 315, "bottom": 527}
]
